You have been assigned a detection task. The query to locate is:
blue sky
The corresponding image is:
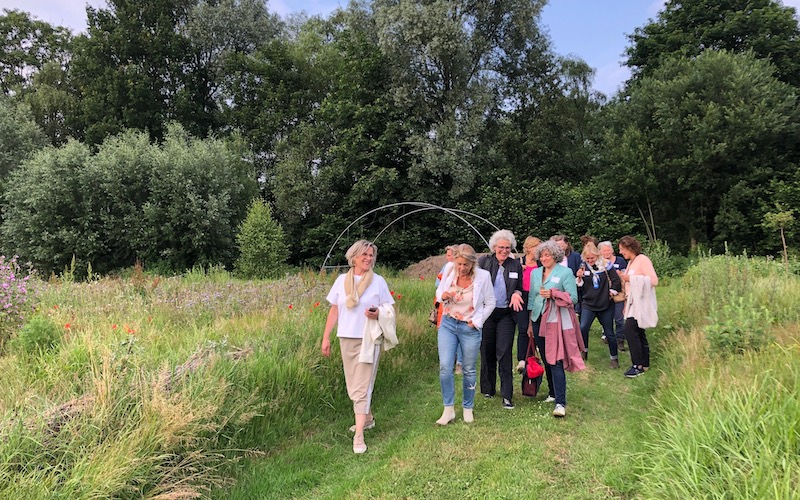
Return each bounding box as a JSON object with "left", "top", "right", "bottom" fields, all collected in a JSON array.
[{"left": 2, "top": 0, "right": 799, "bottom": 96}]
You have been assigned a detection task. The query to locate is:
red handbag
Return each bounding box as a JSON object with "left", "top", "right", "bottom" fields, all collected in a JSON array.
[{"left": 522, "top": 341, "right": 544, "bottom": 397}]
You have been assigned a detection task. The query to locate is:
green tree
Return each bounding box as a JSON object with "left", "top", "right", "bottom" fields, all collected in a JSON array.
[
  {"left": 0, "top": 9, "right": 72, "bottom": 94},
  {"left": 71, "top": 0, "right": 198, "bottom": 144},
  {"left": 0, "top": 97, "right": 47, "bottom": 181},
  {"left": 601, "top": 50, "right": 800, "bottom": 251},
  {"left": 625, "top": 0, "right": 800, "bottom": 87},
  {"left": 2, "top": 124, "right": 257, "bottom": 274},
  {"left": 234, "top": 198, "right": 288, "bottom": 279},
  {"left": 373, "top": 0, "right": 550, "bottom": 196}
]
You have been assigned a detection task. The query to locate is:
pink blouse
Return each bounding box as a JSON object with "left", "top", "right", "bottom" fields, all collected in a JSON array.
[{"left": 443, "top": 282, "right": 476, "bottom": 323}]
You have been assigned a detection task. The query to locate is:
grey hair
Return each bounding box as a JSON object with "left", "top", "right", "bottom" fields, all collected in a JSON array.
[
  {"left": 345, "top": 239, "right": 377, "bottom": 268},
  {"left": 535, "top": 240, "right": 565, "bottom": 263},
  {"left": 598, "top": 241, "right": 614, "bottom": 252},
  {"left": 488, "top": 229, "right": 517, "bottom": 252}
]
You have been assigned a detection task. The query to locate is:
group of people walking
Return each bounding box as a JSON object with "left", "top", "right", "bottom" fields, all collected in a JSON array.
[{"left": 321, "top": 232, "right": 659, "bottom": 453}]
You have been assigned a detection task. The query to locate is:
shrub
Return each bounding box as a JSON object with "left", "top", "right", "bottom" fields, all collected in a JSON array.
[
  {"left": 234, "top": 198, "right": 288, "bottom": 279},
  {"left": 10, "top": 315, "right": 60, "bottom": 355},
  {"left": 0, "top": 255, "right": 39, "bottom": 350},
  {"left": 704, "top": 297, "right": 773, "bottom": 356}
]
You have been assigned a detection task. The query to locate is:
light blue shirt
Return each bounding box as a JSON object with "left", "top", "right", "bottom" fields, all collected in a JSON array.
[{"left": 493, "top": 264, "right": 508, "bottom": 308}]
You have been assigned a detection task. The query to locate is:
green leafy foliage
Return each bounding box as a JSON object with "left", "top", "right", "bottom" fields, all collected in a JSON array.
[
  {"left": 626, "top": 0, "right": 800, "bottom": 87},
  {"left": 0, "top": 9, "right": 72, "bottom": 93},
  {"left": 10, "top": 315, "right": 59, "bottom": 355},
  {"left": 601, "top": 50, "right": 800, "bottom": 252},
  {"left": 704, "top": 296, "right": 774, "bottom": 356},
  {"left": 0, "top": 97, "right": 47, "bottom": 181},
  {"left": 1, "top": 124, "right": 257, "bottom": 275},
  {"left": 234, "top": 198, "right": 288, "bottom": 279}
]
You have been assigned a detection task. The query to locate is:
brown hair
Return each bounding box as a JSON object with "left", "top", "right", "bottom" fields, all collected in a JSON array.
[{"left": 618, "top": 235, "right": 642, "bottom": 256}]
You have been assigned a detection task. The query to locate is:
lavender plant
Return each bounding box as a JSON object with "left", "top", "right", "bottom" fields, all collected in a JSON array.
[{"left": 0, "top": 255, "right": 39, "bottom": 350}]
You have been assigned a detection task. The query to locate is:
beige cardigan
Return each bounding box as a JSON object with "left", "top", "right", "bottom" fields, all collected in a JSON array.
[{"left": 623, "top": 254, "right": 659, "bottom": 329}]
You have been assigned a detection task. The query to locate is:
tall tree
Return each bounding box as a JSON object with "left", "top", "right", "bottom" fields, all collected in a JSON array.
[
  {"left": 0, "top": 9, "right": 72, "bottom": 94},
  {"left": 373, "top": 0, "right": 549, "bottom": 196},
  {"left": 70, "top": 0, "right": 197, "bottom": 144},
  {"left": 602, "top": 50, "right": 800, "bottom": 251},
  {"left": 625, "top": 0, "right": 800, "bottom": 87}
]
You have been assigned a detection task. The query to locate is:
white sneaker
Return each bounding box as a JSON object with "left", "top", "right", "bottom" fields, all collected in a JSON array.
[
  {"left": 544, "top": 396, "right": 556, "bottom": 403},
  {"left": 349, "top": 418, "right": 375, "bottom": 433},
  {"left": 516, "top": 360, "right": 526, "bottom": 373},
  {"left": 553, "top": 404, "right": 566, "bottom": 418}
]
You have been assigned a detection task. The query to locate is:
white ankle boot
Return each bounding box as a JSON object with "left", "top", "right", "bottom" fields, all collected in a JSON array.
[
  {"left": 463, "top": 408, "right": 474, "bottom": 423},
  {"left": 436, "top": 406, "right": 455, "bottom": 425}
]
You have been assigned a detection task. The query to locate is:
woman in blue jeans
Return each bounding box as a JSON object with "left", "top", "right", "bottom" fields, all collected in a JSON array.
[
  {"left": 435, "top": 244, "right": 496, "bottom": 425},
  {"left": 576, "top": 243, "right": 622, "bottom": 368}
]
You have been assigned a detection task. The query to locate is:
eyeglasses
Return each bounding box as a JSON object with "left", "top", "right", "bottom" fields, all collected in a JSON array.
[{"left": 496, "top": 246, "right": 511, "bottom": 251}]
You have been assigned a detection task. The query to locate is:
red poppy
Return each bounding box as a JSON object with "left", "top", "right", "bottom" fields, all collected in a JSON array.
[
  {"left": 288, "top": 304, "right": 293, "bottom": 309},
  {"left": 53, "top": 305, "right": 59, "bottom": 309},
  {"left": 64, "top": 323, "right": 71, "bottom": 329},
  {"left": 419, "top": 275, "right": 425, "bottom": 280},
  {"left": 314, "top": 301, "right": 320, "bottom": 307},
  {"left": 390, "top": 290, "right": 395, "bottom": 295},
  {"left": 112, "top": 324, "right": 118, "bottom": 330},
  {"left": 396, "top": 293, "right": 402, "bottom": 300}
]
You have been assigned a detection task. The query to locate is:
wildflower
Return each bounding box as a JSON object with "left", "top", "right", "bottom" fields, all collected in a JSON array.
[
  {"left": 53, "top": 305, "right": 59, "bottom": 309},
  {"left": 419, "top": 275, "right": 425, "bottom": 280},
  {"left": 314, "top": 301, "right": 320, "bottom": 308},
  {"left": 65, "top": 323, "right": 71, "bottom": 329},
  {"left": 288, "top": 304, "right": 293, "bottom": 309},
  {"left": 396, "top": 293, "right": 402, "bottom": 300},
  {"left": 390, "top": 290, "right": 395, "bottom": 295},
  {"left": 112, "top": 324, "right": 118, "bottom": 330}
]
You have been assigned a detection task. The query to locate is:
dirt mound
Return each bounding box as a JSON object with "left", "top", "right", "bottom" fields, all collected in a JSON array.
[
  {"left": 403, "top": 255, "right": 447, "bottom": 279},
  {"left": 403, "top": 253, "right": 490, "bottom": 279}
]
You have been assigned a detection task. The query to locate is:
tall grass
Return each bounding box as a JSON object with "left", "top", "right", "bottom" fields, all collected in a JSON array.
[
  {"left": 638, "top": 254, "right": 800, "bottom": 498},
  {"left": 0, "top": 266, "right": 435, "bottom": 497}
]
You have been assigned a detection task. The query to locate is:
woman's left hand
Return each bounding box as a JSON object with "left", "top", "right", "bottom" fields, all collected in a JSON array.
[{"left": 365, "top": 306, "right": 379, "bottom": 319}]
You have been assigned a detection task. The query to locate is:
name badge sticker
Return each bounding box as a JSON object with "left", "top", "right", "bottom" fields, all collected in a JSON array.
[
  {"left": 583, "top": 271, "right": 591, "bottom": 276},
  {"left": 552, "top": 277, "right": 561, "bottom": 284},
  {"left": 509, "top": 272, "right": 519, "bottom": 279}
]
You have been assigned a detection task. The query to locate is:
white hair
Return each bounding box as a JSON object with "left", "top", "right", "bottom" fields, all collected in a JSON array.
[{"left": 488, "top": 229, "right": 517, "bottom": 252}]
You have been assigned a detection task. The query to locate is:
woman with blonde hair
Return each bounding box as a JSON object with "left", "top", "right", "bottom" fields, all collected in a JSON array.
[
  {"left": 576, "top": 243, "right": 622, "bottom": 367},
  {"left": 435, "top": 244, "right": 496, "bottom": 424},
  {"left": 322, "top": 240, "right": 395, "bottom": 453}
]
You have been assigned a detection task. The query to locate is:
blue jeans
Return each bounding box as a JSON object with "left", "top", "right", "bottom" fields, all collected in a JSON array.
[
  {"left": 532, "top": 319, "right": 567, "bottom": 406},
  {"left": 438, "top": 315, "right": 482, "bottom": 408},
  {"left": 613, "top": 301, "right": 625, "bottom": 340},
  {"left": 579, "top": 306, "right": 618, "bottom": 358}
]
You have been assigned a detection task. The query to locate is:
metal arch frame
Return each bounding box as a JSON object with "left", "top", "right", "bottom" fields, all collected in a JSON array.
[{"left": 320, "top": 202, "right": 501, "bottom": 270}]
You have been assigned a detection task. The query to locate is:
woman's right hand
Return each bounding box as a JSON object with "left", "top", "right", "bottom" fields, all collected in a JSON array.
[
  {"left": 321, "top": 336, "right": 331, "bottom": 357},
  {"left": 539, "top": 288, "right": 552, "bottom": 299},
  {"left": 441, "top": 291, "right": 452, "bottom": 301}
]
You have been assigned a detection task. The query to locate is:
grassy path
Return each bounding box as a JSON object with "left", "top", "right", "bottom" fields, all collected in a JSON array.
[{"left": 219, "top": 325, "right": 660, "bottom": 499}]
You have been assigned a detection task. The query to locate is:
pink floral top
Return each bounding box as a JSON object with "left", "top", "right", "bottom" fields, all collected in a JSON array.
[{"left": 443, "top": 281, "right": 476, "bottom": 322}]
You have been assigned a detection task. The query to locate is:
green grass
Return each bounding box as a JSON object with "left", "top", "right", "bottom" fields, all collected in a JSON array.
[{"left": 0, "top": 256, "right": 797, "bottom": 498}]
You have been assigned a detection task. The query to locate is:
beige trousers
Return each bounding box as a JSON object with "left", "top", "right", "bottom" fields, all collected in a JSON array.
[{"left": 339, "top": 337, "right": 381, "bottom": 415}]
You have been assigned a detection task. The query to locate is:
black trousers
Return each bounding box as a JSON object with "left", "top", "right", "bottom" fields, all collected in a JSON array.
[
  {"left": 480, "top": 307, "right": 515, "bottom": 400},
  {"left": 514, "top": 291, "right": 531, "bottom": 362},
  {"left": 624, "top": 317, "right": 650, "bottom": 367}
]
